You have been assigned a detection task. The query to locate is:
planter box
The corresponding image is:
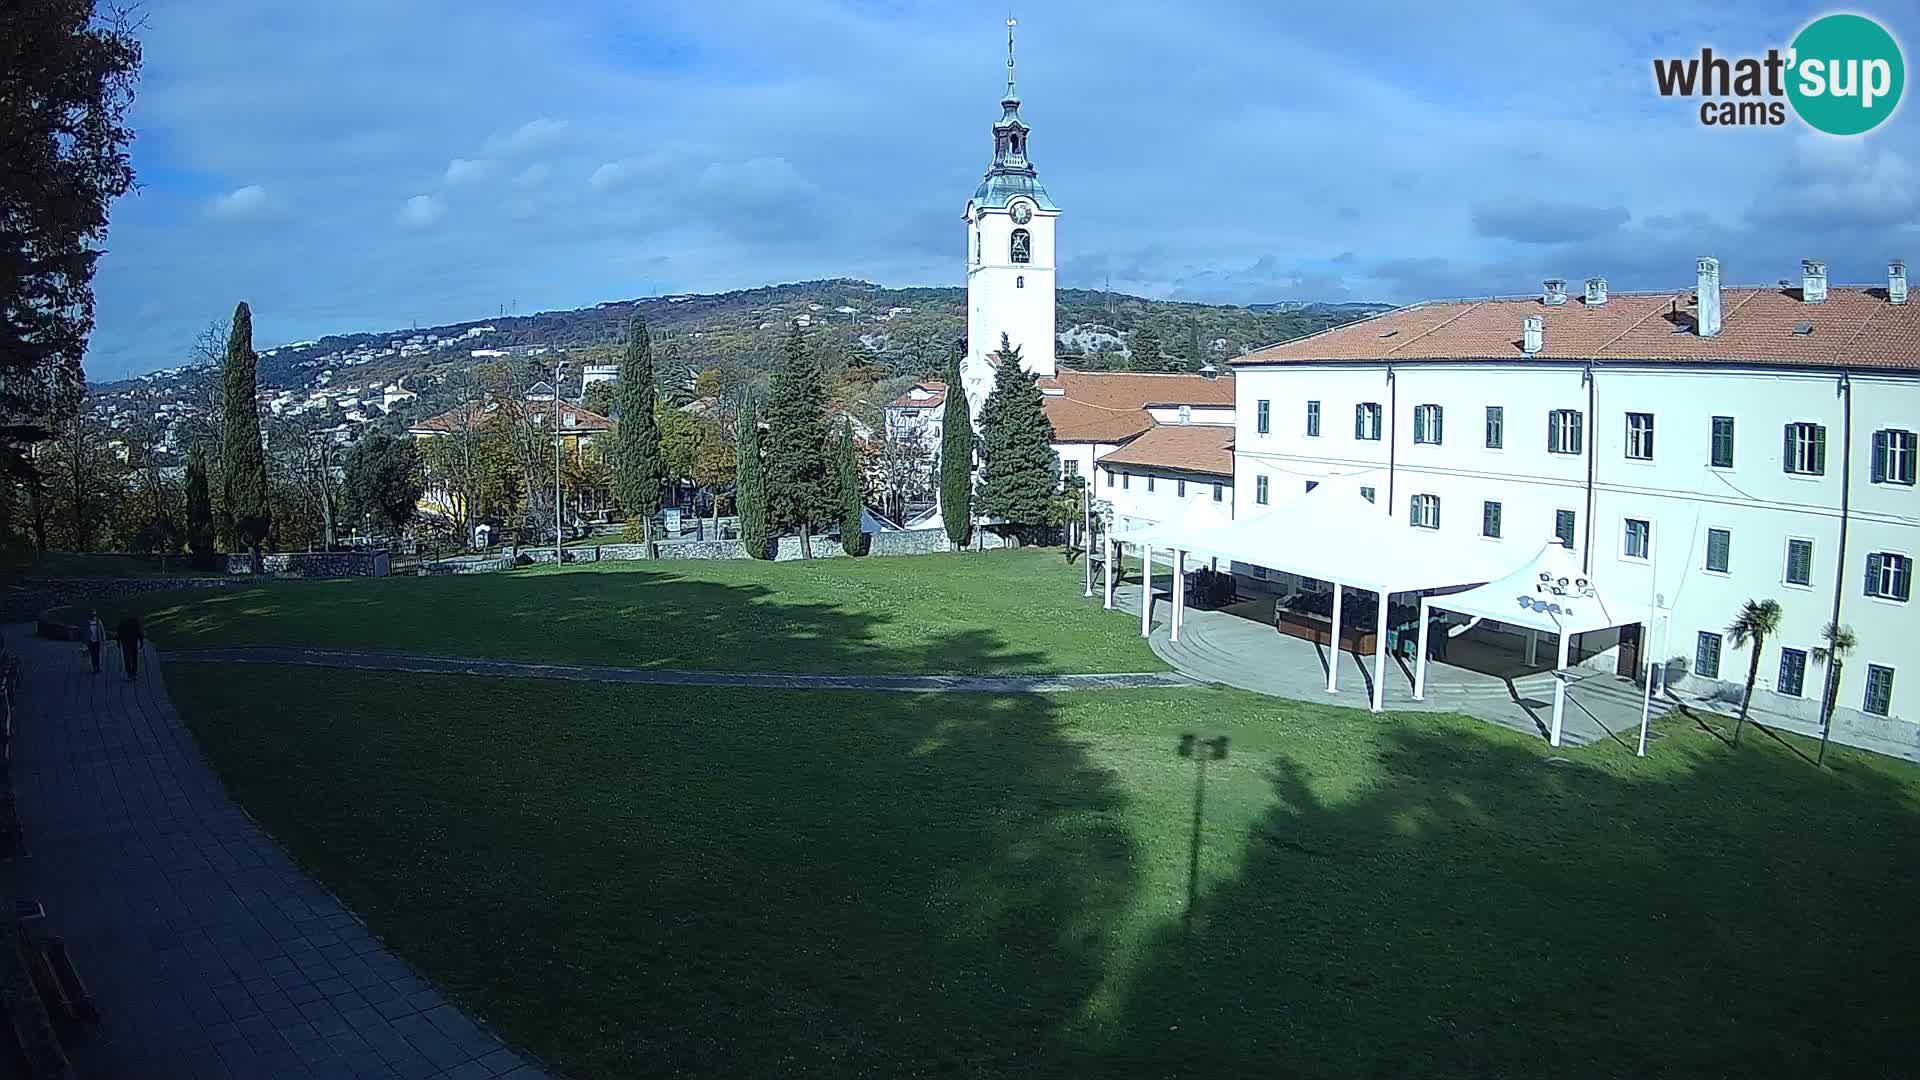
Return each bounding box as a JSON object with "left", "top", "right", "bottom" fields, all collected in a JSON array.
[{"left": 1274, "top": 608, "right": 1378, "bottom": 655}]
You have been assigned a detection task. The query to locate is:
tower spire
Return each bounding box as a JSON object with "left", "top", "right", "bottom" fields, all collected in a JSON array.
[{"left": 1005, "top": 15, "right": 1017, "bottom": 100}]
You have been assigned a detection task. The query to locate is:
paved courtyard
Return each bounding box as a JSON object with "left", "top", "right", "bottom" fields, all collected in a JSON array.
[{"left": 2, "top": 626, "right": 549, "bottom": 1079}]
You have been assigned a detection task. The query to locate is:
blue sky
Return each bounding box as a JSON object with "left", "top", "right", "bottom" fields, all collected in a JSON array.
[{"left": 88, "top": 1, "right": 1919, "bottom": 380}]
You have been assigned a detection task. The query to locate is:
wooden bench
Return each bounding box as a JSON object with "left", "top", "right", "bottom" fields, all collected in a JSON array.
[{"left": 19, "top": 927, "right": 94, "bottom": 1026}]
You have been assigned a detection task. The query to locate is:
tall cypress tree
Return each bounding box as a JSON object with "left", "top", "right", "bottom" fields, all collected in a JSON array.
[
  {"left": 221, "top": 302, "right": 271, "bottom": 571},
  {"left": 613, "top": 315, "right": 664, "bottom": 544},
  {"left": 1128, "top": 324, "right": 1162, "bottom": 372},
  {"left": 656, "top": 337, "right": 696, "bottom": 408},
  {"left": 939, "top": 349, "right": 973, "bottom": 548},
  {"left": 978, "top": 334, "right": 1059, "bottom": 538},
  {"left": 838, "top": 416, "right": 863, "bottom": 556},
  {"left": 764, "top": 326, "right": 834, "bottom": 557},
  {"left": 734, "top": 405, "right": 770, "bottom": 558},
  {"left": 185, "top": 445, "right": 214, "bottom": 570}
]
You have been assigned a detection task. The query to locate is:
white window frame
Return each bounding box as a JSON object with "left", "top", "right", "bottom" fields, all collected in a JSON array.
[
  {"left": 1255, "top": 475, "right": 1269, "bottom": 505},
  {"left": 1709, "top": 415, "right": 1736, "bottom": 469},
  {"left": 1548, "top": 409, "right": 1583, "bottom": 455},
  {"left": 1355, "top": 402, "right": 1383, "bottom": 441},
  {"left": 1622, "top": 517, "right": 1652, "bottom": 561},
  {"left": 1625, "top": 412, "right": 1655, "bottom": 462},
  {"left": 1305, "top": 400, "right": 1321, "bottom": 437},
  {"left": 1866, "top": 551, "right": 1912, "bottom": 603},
  {"left": 1873, "top": 428, "right": 1917, "bottom": 486},
  {"left": 1782, "top": 537, "right": 1815, "bottom": 589},
  {"left": 1413, "top": 404, "right": 1443, "bottom": 445},
  {"left": 1409, "top": 493, "right": 1440, "bottom": 530},
  {"left": 1704, "top": 527, "right": 1731, "bottom": 575},
  {"left": 1256, "top": 399, "right": 1271, "bottom": 435},
  {"left": 1485, "top": 405, "right": 1504, "bottom": 450},
  {"left": 1783, "top": 421, "right": 1826, "bottom": 477}
]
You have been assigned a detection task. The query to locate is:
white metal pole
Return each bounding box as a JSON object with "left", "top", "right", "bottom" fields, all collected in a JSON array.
[
  {"left": 1637, "top": 555, "right": 1660, "bottom": 758},
  {"left": 1371, "top": 587, "right": 1389, "bottom": 713},
  {"left": 1171, "top": 548, "right": 1185, "bottom": 642},
  {"left": 1413, "top": 598, "right": 1432, "bottom": 700},
  {"left": 1103, "top": 538, "right": 1114, "bottom": 609},
  {"left": 1140, "top": 543, "right": 1153, "bottom": 637},
  {"left": 1082, "top": 480, "right": 1093, "bottom": 597},
  {"left": 1325, "top": 583, "right": 1343, "bottom": 693},
  {"left": 1550, "top": 631, "right": 1571, "bottom": 747},
  {"left": 553, "top": 358, "right": 563, "bottom": 564}
]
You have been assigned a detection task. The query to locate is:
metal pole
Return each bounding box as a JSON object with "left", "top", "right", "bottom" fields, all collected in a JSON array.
[
  {"left": 1082, "top": 476, "right": 1093, "bottom": 597},
  {"left": 554, "top": 358, "right": 563, "bottom": 565},
  {"left": 1637, "top": 555, "right": 1659, "bottom": 758}
]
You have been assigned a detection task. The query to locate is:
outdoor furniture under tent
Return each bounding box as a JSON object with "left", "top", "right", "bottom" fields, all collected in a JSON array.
[
  {"left": 1117, "top": 484, "right": 1524, "bottom": 712},
  {"left": 1103, "top": 498, "right": 1236, "bottom": 646},
  {"left": 1412, "top": 540, "right": 1645, "bottom": 746}
]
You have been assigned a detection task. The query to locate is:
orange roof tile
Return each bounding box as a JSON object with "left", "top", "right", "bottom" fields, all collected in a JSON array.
[
  {"left": 410, "top": 399, "right": 614, "bottom": 435},
  {"left": 1096, "top": 424, "right": 1235, "bottom": 477},
  {"left": 1039, "top": 370, "right": 1235, "bottom": 443},
  {"left": 886, "top": 381, "right": 948, "bottom": 409}
]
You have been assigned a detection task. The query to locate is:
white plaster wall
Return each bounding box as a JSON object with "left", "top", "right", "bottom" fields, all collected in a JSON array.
[{"left": 967, "top": 203, "right": 1057, "bottom": 379}]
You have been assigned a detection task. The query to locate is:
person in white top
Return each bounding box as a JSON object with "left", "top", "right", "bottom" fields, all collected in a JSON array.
[{"left": 84, "top": 611, "right": 104, "bottom": 675}]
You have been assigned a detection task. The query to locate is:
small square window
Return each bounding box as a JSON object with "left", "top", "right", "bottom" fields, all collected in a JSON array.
[
  {"left": 1705, "top": 528, "right": 1731, "bottom": 573},
  {"left": 1359, "top": 486, "right": 1376, "bottom": 504}
]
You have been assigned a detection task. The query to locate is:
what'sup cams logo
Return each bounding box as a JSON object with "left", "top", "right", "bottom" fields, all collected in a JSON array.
[{"left": 1653, "top": 13, "right": 1904, "bottom": 134}]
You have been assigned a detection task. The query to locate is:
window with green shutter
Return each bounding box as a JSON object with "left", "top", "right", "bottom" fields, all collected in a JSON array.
[
  {"left": 1695, "top": 631, "right": 1722, "bottom": 680},
  {"left": 1863, "top": 665, "right": 1894, "bottom": 716},
  {"left": 1554, "top": 509, "right": 1576, "bottom": 549},
  {"left": 1778, "top": 648, "right": 1808, "bottom": 697},
  {"left": 1710, "top": 415, "right": 1735, "bottom": 467},
  {"left": 1867, "top": 552, "right": 1912, "bottom": 601},
  {"left": 1306, "top": 400, "right": 1320, "bottom": 437},
  {"left": 1874, "top": 428, "right": 1916, "bottom": 485},
  {"left": 1414, "top": 404, "right": 1443, "bottom": 444},
  {"left": 1485, "top": 406, "right": 1504, "bottom": 449},
  {"left": 1705, "top": 528, "right": 1730, "bottom": 573},
  {"left": 1784, "top": 422, "right": 1825, "bottom": 475},
  {"left": 1482, "top": 500, "right": 1502, "bottom": 538},
  {"left": 1785, "top": 538, "right": 1813, "bottom": 586}
]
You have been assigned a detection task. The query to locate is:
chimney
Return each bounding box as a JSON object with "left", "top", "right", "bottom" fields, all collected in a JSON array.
[
  {"left": 1585, "top": 276, "right": 1608, "bottom": 306},
  {"left": 1522, "top": 314, "right": 1544, "bottom": 354},
  {"left": 1891, "top": 260, "right": 1909, "bottom": 304},
  {"left": 1542, "top": 278, "right": 1568, "bottom": 306},
  {"left": 1801, "top": 258, "right": 1828, "bottom": 303},
  {"left": 1696, "top": 256, "right": 1722, "bottom": 338}
]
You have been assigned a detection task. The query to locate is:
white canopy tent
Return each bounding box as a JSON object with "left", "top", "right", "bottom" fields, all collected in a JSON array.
[
  {"left": 1104, "top": 498, "right": 1236, "bottom": 644},
  {"left": 1412, "top": 540, "right": 1647, "bottom": 746}
]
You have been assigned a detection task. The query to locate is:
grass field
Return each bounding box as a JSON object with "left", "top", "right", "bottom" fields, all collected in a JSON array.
[
  {"left": 122, "top": 549, "right": 1158, "bottom": 676},
  {"left": 165, "top": 662, "right": 1920, "bottom": 1079}
]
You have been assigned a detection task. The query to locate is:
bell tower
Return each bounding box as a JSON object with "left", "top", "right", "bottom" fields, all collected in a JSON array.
[{"left": 960, "top": 17, "right": 1059, "bottom": 424}]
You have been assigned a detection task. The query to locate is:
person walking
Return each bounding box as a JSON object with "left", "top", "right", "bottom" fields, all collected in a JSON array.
[
  {"left": 84, "top": 611, "right": 105, "bottom": 674},
  {"left": 114, "top": 614, "right": 144, "bottom": 683}
]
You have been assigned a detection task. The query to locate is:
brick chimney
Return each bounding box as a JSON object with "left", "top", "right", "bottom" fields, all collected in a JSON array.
[
  {"left": 1522, "top": 314, "right": 1544, "bottom": 354},
  {"left": 1891, "top": 260, "right": 1908, "bottom": 305},
  {"left": 1542, "top": 278, "right": 1568, "bottom": 306},
  {"left": 1696, "top": 257, "right": 1722, "bottom": 338},
  {"left": 1801, "top": 259, "right": 1828, "bottom": 304},
  {"left": 1585, "top": 276, "right": 1608, "bottom": 306}
]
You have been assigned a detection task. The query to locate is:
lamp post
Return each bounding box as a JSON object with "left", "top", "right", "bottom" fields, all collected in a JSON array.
[{"left": 553, "top": 357, "right": 566, "bottom": 565}]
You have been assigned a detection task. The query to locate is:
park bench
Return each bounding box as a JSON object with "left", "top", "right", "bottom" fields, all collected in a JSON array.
[
  {"left": 19, "top": 925, "right": 94, "bottom": 1026},
  {"left": 3, "top": 911, "right": 78, "bottom": 1079}
]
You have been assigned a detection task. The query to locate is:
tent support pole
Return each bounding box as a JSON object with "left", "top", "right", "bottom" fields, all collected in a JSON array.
[
  {"left": 1171, "top": 548, "right": 1185, "bottom": 642},
  {"left": 1526, "top": 627, "right": 1539, "bottom": 667},
  {"left": 1550, "top": 631, "right": 1571, "bottom": 747},
  {"left": 1371, "top": 588, "right": 1389, "bottom": 713},
  {"left": 1413, "top": 597, "right": 1431, "bottom": 700},
  {"left": 1102, "top": 538, "right": 1114, "bottom": 609},
  {"left": 1140, "top": 543, "right": 1153, "bottom": 637},
  {"left": 1325, "top": 583, "right": 1343, "bottom": 694}
]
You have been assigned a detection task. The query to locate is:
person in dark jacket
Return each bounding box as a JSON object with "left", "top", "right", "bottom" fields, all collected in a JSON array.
[{"left": 114, "top": 614, "right": 144, "bottom": 682}]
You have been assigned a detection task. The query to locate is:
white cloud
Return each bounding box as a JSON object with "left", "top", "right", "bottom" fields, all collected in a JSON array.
[
  {"left": 444, "top": 158, "right": 494, "bottom": 185},
  {"left": 484, "top": 117, "right": 568, "bottom": 157},
  {"left": 208, "top": 184, "right": 272, "bottom": 219},
  {"left": 512, "top": 163, "right": 551, "bottom": 188},
  {"left": 397, "top": 194, "right": 446, "bottom": 229}
]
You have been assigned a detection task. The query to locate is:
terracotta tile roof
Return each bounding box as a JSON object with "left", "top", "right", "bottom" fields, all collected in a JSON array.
[
  {"left": 886, "top": 381, "right": 947, "bottom": 409},
  {"left": 410, "top": 399, "right": 614, "bottom": 435},
  {"left": 1039, "top": 370, "right": 1235, "bottom": 443},
  {"left": 1096, "top": 423, "right": 1235, "bottom": 477},
  {"left": 1234, "top": 285, "right": 1920, "bottom": 371}
]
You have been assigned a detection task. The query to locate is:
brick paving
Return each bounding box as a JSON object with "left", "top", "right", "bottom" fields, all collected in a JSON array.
[{"left": 2, "top": 626, "right": 551, "bottom": 1079}]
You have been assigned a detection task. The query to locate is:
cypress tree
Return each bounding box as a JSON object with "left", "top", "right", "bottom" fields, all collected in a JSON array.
[
  {"left": 221, "top": 302, "right": 271, "bottom": 572},
  {"left": 939, "top": 349, "right": 973, "bottom": 548},
  {"left": 1128, "top": 324, "right": 1162, "bottom": 371},
  {"left": 977, "top": 334, "right": 1059, "bottom": 538},
  {"left": 185, "top": 445, "right": 214, "bottom": 570},
  {"left": 656, "top": 337, "right": 696, "bottom": 408},
  {"left": 734, "top": 405, "right": 770, "bottom": 558},
  {"left": 838, "top": 416, "right": 863, "bottom": 556},
  {"left": 764, "top": 326, "right": 834, "bottom": 557},
  {"left": 613, "top": 315, "right": 664, "bottom": 545}
]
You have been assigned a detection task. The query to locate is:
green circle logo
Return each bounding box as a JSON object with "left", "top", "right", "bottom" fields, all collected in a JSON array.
[{"left": 1788, "top": 14, "right": 1904, "bottom": 135}]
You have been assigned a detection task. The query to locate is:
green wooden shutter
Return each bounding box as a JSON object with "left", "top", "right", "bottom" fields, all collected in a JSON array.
[
  {"left": 1813, "top": 426, "right": 1826, "bottom": 475},
  {"left": 1866, "top": 552, "right": 1883, "bottom": 596},
  {"left": 1783, "top": 424, "right": 1795, "bottom": 473},
  {"left": 1434, "top": 407, "right": 1443, "bottom": 444},
  {"left": 1872, "top": 430, "right": 1889, "bottom": 482},
  {"left": 1356, "top": 405, "right": 1365, "bottom": 439}
]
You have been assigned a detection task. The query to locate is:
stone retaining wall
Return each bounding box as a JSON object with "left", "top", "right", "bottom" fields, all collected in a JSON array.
[
  {"left": 222, "top": 551, "right": 390, "bottom": 578},
  {"left": 6, "top": 576, "right": 251, "bottom": 630}
]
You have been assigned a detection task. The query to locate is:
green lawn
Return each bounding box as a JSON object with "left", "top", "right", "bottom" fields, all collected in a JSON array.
[
  {"left": 165, "top": 664, "right": 1920, "bottom": 1079},
  {"left": 123, "top": 549, "right": 1156, "bottom": 676}
]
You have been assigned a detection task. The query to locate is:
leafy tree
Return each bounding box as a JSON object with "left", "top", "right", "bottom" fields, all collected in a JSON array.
[
  {"left": 658, "top": 400, "right": 701, "bottom": 508},
  {"left": 838, "top": 416, "right": 863, "bottom": 555},
  {"left": 343, "top": 430, "right": 423, "bottom": 533},
  {"left": 221, "top": 303, "right": 272, "bottom": 571},
  {"left": 0, "top": 1, "right": 141, "bottom": 519},
  {"left": 657, "top": 337, "right": 696, "bottom": 408},
  {"left": 1811, "top": 621, "right": 1857, "bottom": 766},
  {"left": 765, "top": 326, "right": 835, "bottom": 557},
  {"left": 939, "top": 350, "right": 973, "bottom": 547},
  {"left": 1128, "top": 324, "right": 1162, "bottom": 371},
  {"left": 581, "top": 379, "right": 616, "bottom": 418},
  {"left": 1728, "top": 598, "right": 1784, "bottom": 746},
  {"left": 185, "top": 445, "right": 214, "bottom": 568},
  {"left": 612, "top": 315, "right": 663, "bottom": 543},
  {"left": 734, "top": 404, "right": 770, "bottom": 558},
  {"left": 976, "top": 334, "right": 1059, "bottom": 539},
  {"left": 691, "top": 413, "right": 736, "bottom": 538}
]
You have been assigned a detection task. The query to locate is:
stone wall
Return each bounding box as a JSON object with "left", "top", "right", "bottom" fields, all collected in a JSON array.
[
  {"left": 496, "top": 530, "right": 1021, "bottom": 568},
  {"left": 223, "top": 551, "right": 390, "bottom": 578},
  {"left": 7, "top": 576, "right": 251, "bottom": 630}
]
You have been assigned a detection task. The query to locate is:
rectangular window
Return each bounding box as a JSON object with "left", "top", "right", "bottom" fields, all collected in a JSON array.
[
  {"left": 1482, "top": 500, "right": 1502, "bottom": 538},
  {"left": 1711, "top": 416, "right": 1735, "bottom": 468},
  {"left": 1872, "top": 428, "right": 1917, "bottom": 485},
  {"left": 1359, "top": 486, "right": 1376, "bottom": 504},
  {"left": 1625, "top": 412, "right": 1655, "bottom": 461},
  {"left": 1554, "top": 509, "right": 1577, "bottom": 549},
  {"left": 1705, "top": 528, "right": 1731, "bottom": 573},
  {"left": 1409, "top": 493, "right": 1440, "bottom": 530},
  {"left": 1256, "top": 399, "right": 1271, "bottom": 435},
  {"left": 1212, "top": 483, "right": 1223, "bottom": 502},
  {"left": 1355, "top": 403, "right": 1383, "bottom": 441},
  {"left": 1062, "top": 458, "right": 1079, "bottom": 479},
  {"left": 1485, "top": 406, "right": 1504, "bottom": 449},
  {"left": 1548, "top": 409, "right": 1584, "bottom": 455},
  {"left": 1255, "top": 475, "right": 1269, "bottom": 505},
  {"left": 1105, "top": 469, "right": 1113, "bottom": 488},
  {"left": 1695, "top": 631, "right": 1723, "bottom": 680},
  {"left": 1122, "top": 473, "right": 1129, "bottom": 490},
  {"left": 1413, "top": 404, "right": 1443, "bottom": 445},
  {"left": 1778, "top": 647, "right": 1808, "bottom": 698},
  {"left": 1866, "top": 552, "right": 1912, "bottom": 601},
  {"left": 1785, "top": 538, "right": 1814, "bottom": 587},
  {"left": 1783, "top": 422, "right": 1826, "bottom": 475},
  {"left": 1623, "top": 518, "right": 1651, "bottom": 560},
  {"left": 1305, "top": 480, "right": 1319, "bottom": 493},
  {"left": 1863, "top": 665, "right": 1895, "bottom": 717},
  {"left": 1147, "top": 475, "right": 1155, "bottom": 492},
  {"left": 1306, "top": 400, "right": 1321, "bottom": 437},
  {"left": 1176, "top": 478, "right": 1186, "bottom": 497}
]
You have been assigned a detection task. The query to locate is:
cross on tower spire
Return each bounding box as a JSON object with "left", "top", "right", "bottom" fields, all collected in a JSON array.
[{"left": 1005, "top": 15, "right": 1017, "bottom": 100}]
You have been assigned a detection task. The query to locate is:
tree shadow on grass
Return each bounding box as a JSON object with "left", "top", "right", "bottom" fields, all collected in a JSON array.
[{"left": 1076, "top": 717, "right": 1920, "bottom": 1079}]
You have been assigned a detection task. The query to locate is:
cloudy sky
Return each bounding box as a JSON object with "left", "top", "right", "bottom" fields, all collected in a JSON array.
[{"left": 89, "top": 0, "right": 1918, "bottom": 380}]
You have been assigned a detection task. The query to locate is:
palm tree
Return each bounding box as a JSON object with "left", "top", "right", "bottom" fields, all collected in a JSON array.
[
  {"left": 1811, "top": 621, "right": 1857, "bottom": 766},
  {"left": 1727, "top": 598, "right": 1783, "bottom": 746}
]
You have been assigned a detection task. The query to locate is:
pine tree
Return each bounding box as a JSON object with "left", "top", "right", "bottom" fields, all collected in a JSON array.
[
  {"left": 764, "top": 326, "right": 834, "bottom": 557},
  {"left": 977, "top": 333, "right": 1059, "bottom": 539},
  {"left": 1128, "top": 324, "right": 1162, "bottom": 371},
  {"left": 185, "top": 445, "right": 214, "bottom": 569},
  {"left": 657, "top": 337, "right": 696, "bottom": 408},
  {"left": 939, "top": 350, "right": 973, "bottom": 548},
  {"left": 613, "top": 315, "right": 663, "bottom": 544},
  {"left": 221, "top": 303, "right": 271, "bottom": 572},
  {"left": 838, "top": 416, "right": 863, "bottom": 556},
  {"left": 734, "top": 404, "right": 770, "bottom": 558}
]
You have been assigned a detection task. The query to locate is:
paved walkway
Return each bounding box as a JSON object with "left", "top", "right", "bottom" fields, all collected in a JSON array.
[
  {"left": 165, "top": 647, "right": 1195, "bottom": 693},
  {"left": 2, "top": 627, "right": 551, "bottom": 1079}
]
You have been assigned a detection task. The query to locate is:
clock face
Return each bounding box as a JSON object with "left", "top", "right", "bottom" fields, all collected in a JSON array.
[{"left": 1010, "top": 201, "right": 1033, "bottom": 225}]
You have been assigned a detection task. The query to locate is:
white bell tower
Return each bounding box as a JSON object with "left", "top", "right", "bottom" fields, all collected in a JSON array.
[{"left": 960, "top": 17, "right": 1058, "bottom": 425}]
